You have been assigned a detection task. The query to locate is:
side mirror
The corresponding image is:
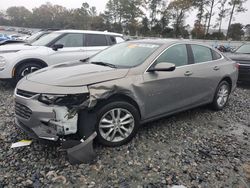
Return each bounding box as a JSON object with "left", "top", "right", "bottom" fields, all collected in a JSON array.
[
  {"left": 148, "top": 62, "right": 176, "bottom": 72},
  {"left": 52, "top": 44, "right": 64, "bottom": 51}
]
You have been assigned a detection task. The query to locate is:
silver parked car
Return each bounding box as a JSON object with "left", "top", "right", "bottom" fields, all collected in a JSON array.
[{"left": 15, "top": 39, "right": 238, "bottom": 146}]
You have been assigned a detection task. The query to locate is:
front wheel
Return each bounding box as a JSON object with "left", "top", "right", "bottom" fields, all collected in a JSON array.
[
  {"left": 95, "top": 101, "right": 140, "bottom": 147},
  {"left": 211, "top": 81, "right": 230, "bottom": 110}
]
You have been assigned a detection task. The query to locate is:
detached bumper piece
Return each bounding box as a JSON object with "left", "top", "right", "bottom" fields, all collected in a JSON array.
[{"left": 64, "top": 132, "right": 97, "bottom": 164}]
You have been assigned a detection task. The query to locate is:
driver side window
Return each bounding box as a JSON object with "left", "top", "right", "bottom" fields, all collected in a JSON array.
[{"left": 155, "top": 44, "right": 188, "bottom": 67}]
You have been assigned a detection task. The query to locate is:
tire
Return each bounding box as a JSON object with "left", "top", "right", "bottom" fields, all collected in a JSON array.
[
  {"left": 95, "top": 101, "right": 140, "bottom": 147},
  {"left": 211, "top": 80, "right": 231, "bottom": 110},
  {"left": 14, "top": 62, "right": 43, "bottom": 82}
]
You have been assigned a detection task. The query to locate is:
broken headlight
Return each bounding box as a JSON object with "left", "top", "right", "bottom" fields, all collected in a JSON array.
[{"left": 38, "top": 93, "right": 89, "bottom": 106}]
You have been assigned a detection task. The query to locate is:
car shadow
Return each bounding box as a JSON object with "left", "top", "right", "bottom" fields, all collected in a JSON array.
[{"left": 0, "top": 80, "right": 15, "bottom": 90}]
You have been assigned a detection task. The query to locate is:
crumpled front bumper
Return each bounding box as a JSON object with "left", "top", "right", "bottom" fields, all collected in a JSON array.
[
  {"left": 14, "top": 90, "right": 80, "bottom": 141},
  {"left": 15, "top": 118, "right": 59, "bottom": 141}
]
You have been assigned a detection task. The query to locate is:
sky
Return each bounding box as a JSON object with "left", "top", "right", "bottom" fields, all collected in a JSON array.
[{"left": 1, "top": 0, "right": 250, "bottom": 29}]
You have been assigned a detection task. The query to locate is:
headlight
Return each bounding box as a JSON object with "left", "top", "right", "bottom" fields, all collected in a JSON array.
[
  {"left": 0, "top": 56, "right": 6, "bottom": 68},
  {"left": 38, "top": 93, "right": 89, "bottom": 106}
]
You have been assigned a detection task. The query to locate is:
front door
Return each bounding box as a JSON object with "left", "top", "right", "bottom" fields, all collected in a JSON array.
[
  {"left": 47, "top": 33, "right": 86, "bottom": 65},
  {"left": 142, "top": 44, "right": 196, "bottom": 119}
]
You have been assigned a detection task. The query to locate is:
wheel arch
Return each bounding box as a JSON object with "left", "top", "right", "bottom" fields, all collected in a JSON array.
[
  {"left": 12, "top": 58, "right": 48, "bottom": 78},
  {"left": 78, "top": 93, "right": 142, "bottom": 141},
  {"left": 92, "top": 93, "right": 142, "bottom": 119},
  {"left": 220, "top": 76, "right": 232, "bottom": 92}
]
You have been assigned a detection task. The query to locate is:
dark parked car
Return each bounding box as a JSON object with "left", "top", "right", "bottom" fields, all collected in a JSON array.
[
  {"left": 15, "top": 40, "right": 238, "bottom": 147},
  {"left": 227, "top": 43, "right": 250, "bottom": 82}
]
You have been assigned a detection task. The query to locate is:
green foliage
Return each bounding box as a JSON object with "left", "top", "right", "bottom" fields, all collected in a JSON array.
[
  {"left": 206, "top": 32, "right": 226, "bottom": 40},
  {"left": 167, "top": 0, "right": 193, "bottom": 38},
  {"left": 6, "top": 6, "right": 32, "bottom": 27},
  {"left": 0, "top": 0, "right": 248, "bottom": 40},
  {"left": 227, "top": 23, "right": 244, "bottom": 40},
  {"left": 226, "top": 0, "right": 247, "bottom": 38},
  {"left": 191, "top": 22, "right": 206, "bottom": 39}
]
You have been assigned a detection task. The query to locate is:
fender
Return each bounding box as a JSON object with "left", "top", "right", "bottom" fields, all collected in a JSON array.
[{"left": 12, "top": 58, "right": 48, "bottom": 77}]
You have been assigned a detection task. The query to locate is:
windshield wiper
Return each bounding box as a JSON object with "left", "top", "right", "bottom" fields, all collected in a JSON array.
[{"left": 90, "top": 61, "right": 117, "bottom": 68}]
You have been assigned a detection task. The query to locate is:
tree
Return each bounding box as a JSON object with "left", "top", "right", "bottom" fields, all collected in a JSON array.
[
  {"left": 206, "top": 31, "right": 225, "bottom": 40},
  {"left": 226, "top": 0, "right": 247, "bottom": 39},
  {"left": 167, "top": 0, "right": 193, "bottom": 38},
  {"left": 206, "top": 0, "right": 220, "bottom": 34},
  {"left": 139, "top": 17, "right": 150, "bottom": 36},
  {"left": 30, "top": 3, "right": 69, "bottom": 28},
  {"left": 215, "top": 0, "right": 230, "bottom": 33},
  {"left": 104, "top": 0, "right": 144, "bottom": 34},
  {"left": 0, "top": 11, "right": 9, "bottom": 25},
  {"left": 227, "top": 23, "right": 244, "bottom": 40},
  {"left": 245, "top": 24, "right": 250, "bottom": 41},
  {"left": 191, "top": 22, "right": 206, "bottom": 39},
  {"left": 193, "top": 0, "right": 210, "bottom": 26},
  {"left": 146, "top": 0, "right": 163, "bottom": 28},
  {"left": 6, "top": 6, "right": 32, "bottom": 27}
]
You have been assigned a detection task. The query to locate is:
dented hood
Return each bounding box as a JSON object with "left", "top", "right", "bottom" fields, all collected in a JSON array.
[{"left": 26, "top": 61, "right": 129, "bottom": 86}]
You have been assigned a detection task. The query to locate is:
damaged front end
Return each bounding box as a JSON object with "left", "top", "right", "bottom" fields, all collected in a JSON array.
[
  {"left": 14, "top": 82, "right": 91, "bottom": 142},
  {"left": 14, "top": 84, "right": 99, "bottom": 164}
]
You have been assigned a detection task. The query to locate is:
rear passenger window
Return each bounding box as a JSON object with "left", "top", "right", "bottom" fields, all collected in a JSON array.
[
  {"left": 191, "top": 45, "right": 213, "bottom": 63},
  {"left": 212, "top": 50, "right": 222, "bottom": 60},
  {"left": 115, "top": 37, "right": 124, "bottom": 43},
  {"left": 85, "top": 34, "right": 107, "bottom": 46},
  {"left": 155, "top": 44, "right": 188, "bottom": 67}
]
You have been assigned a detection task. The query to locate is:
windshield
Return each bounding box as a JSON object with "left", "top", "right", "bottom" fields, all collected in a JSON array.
[
  {"left": 235, "top": 44, "right": 250, "bottom": 54},
  {"left": 89, "top": 42, "right": 160, "bottom": 68},
  {"left": 26, "top": 31, "right": 44, "bottom": 43},
  {"left": 31, "top": 32, "right": 61, "bottom": 46}
]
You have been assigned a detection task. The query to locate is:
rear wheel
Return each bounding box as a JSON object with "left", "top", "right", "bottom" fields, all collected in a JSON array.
[
  {"left": 14, "top": 62, "right": 43, "bottom": 82},
  {"left": 211, "top": 80, "right": 230, "bottom": 110},
  {"left": 95, "top": 101, "right": 140, "bottom": 147}
]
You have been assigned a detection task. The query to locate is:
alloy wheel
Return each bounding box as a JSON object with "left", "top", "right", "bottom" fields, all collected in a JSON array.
[
  {"left": 20, "top": 66, "right": 40, "bottom": 77},
  {"left": 98, "top": 108, "right": 135, "bottom": 143},
  {"left": 216, "top": 84, "right": 229, "bottom": 107}
]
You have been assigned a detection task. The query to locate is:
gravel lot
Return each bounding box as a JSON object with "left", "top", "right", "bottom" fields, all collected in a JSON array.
[{"left": 0, "top": 81, "right": 249, "bottom": 188}]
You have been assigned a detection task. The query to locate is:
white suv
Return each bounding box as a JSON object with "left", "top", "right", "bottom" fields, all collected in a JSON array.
[{"left": 0, "top": 30, "right": 124, "bottom": 81}]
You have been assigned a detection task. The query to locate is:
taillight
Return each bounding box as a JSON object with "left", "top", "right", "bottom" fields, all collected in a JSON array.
[{"left": 235, "top": 63, "right": 239, "bottom": 69}]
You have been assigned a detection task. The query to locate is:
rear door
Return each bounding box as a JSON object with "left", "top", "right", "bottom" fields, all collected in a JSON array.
[
  {"left": 187, "top": 44, "right": 223, "bottom": 103},
  {"left": 83, "top": 34, "right": 109, "bottom": 58},
  {"left": 47, "top": 33, "right": 85, "bottom": 65}
]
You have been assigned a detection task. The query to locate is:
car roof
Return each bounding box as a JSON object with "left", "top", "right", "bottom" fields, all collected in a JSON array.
[
  {"left": 130, "top": 38, "right": 214, "bottom": 48},
  {"left": 55, "top": 30, "right": 123, "bottom": 36}
]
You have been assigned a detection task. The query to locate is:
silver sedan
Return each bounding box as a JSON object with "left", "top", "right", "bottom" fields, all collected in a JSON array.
[{"left": 15, "top": 39, "right": 238, "bottom": 146}]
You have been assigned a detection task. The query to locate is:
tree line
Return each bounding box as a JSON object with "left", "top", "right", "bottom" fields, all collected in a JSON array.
[{"left": 0, "top": 0, "right": 249, "bottom": 40}]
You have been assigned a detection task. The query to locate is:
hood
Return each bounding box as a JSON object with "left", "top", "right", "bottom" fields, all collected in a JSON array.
[
  {"left": 0, "top": 44, "right": 39, "bottom": 53},
  {"left": 26, "top": 61, "right": 129, "bottom": 86},
  {"left": 226, "top": 53, "right": 250, "bottom": 64}
]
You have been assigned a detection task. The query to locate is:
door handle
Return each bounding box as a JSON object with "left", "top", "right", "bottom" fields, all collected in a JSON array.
[
  {"left": 184, "top": 71, "right": 193, "bottom": 76},
  {"left": 213, "top": 66, "right": 220, "bottom": 71}
]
